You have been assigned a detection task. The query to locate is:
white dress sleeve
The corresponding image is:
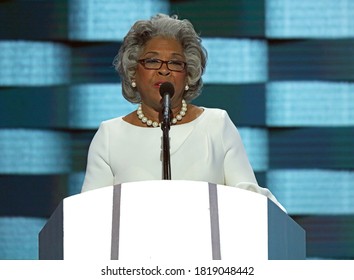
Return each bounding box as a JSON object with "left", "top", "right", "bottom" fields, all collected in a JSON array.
[
  {"left": 81, "top": 122, "right": 114, "bottom": 192},
  {"left": 221, "top": 111, "right": 287, "bottom": 212},
  {"left": 221, "top": 111, "right": 258, "bottom": 186}
]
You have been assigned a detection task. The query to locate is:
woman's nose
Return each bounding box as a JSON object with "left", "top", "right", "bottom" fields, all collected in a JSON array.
[{"left": 158, "top": 64, "right": 171, "bottom": 76}]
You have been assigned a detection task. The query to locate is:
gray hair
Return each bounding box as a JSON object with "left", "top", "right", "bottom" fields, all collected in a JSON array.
[{"left": 113, "top": 14, "right": 207, "bottom": 103}]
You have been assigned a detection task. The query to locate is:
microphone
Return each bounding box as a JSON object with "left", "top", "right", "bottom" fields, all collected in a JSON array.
[
  {"left": 159, "top": 81, "right": 175, "bottom": 98},
  {"left": 159, "top": 82, "right": 175, "bottom": 129},
  {"left": 159, "top": 82, "right": 174, "bottom": 180}
]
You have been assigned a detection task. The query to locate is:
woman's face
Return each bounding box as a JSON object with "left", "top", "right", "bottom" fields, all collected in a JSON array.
[{"left": 134, "top": 36, "right": 187, "bottom": 111}]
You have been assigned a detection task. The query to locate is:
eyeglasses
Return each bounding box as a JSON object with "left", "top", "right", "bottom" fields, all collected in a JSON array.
[{"left": 138, "top": 58, "right": 186, "bottom": 72}]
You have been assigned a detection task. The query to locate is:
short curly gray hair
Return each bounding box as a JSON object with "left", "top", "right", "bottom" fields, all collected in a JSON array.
[{"left": 113, "top": 13, "right": 207, "bottom": 103}]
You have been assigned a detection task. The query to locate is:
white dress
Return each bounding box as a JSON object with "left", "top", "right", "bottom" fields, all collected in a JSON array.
[{"left": 81, "top": 108, "right": 285, "bottom": 211}]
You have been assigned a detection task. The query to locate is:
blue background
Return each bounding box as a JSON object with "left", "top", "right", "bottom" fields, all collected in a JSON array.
[{"left": 0, "top": 0, "right": 353, "bottom": 259}]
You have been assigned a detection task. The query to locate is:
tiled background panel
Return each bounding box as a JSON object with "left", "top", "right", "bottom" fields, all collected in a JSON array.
[
  {"left": 267, "top": 81, "right": 354, "bottom": 126},
  {"left": 68, "top": 0, "right": 169, "bottom": 41},
  {"left": 0, "top": 41, "right": 70, "bottom": 86},
  {"left": 0, "top": 217, "right": 46, "bottom": 260},
  {"left": 170, "top": 0, "right": 265, "bottom": 37},
  {"left": 268, "top": 169, "right": 354, "bottom": 214},
  {"left": 194, "top": 84, "right": 265, "bottom": 126},
  {"left": 0, "top": 0, "right": 68, "bottom": 40},
  {"left": 269, "top": 128, "right": 354, "bottom": 169},
  {"left": 269, "top": 39, "right": 354, "bottom": 81},
  {"left": 266, "top": 0, "right": 354, "bottom": 39},
  {"left": 0, "top": 87, "right": 69, "bottom": 128},
  {"left": 0, "top": 175, "right": 67, "bottom": 217},
  {"left": 0, "top": 129, "right": 71, "bottom": 174},
  {"left": 71, "top": 42, "right": 121, "bottom": 84},
  {"left": 294, "top": 215, "right": 354, "bottom": 259}
]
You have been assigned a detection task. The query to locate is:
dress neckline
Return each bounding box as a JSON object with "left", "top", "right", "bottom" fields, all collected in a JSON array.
[{"left": 121, "top": 107, "right": 206, "bottom": 129}]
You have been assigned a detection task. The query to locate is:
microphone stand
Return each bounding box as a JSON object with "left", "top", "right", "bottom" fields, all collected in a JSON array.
[{"left": 161, "top": 94, "right": 172, "bottom": 180}]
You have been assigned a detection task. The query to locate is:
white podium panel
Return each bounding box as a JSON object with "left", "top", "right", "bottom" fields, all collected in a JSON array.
[{"left": 39, "top": 180, "right": 305, "bottom": 260}]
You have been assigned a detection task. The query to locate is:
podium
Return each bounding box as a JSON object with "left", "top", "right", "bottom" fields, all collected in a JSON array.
[{"left": 39, "top": 180, "right": 306, "bottom": 260}]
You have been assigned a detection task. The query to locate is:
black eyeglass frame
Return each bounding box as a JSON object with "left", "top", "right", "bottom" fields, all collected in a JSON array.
[{"left": 138, "top": 58, "right": 187, "bottom": 72}]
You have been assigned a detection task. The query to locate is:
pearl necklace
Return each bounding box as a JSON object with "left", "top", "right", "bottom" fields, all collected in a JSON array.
[{"left": 137, "top": 100, "right": 188, "bottom": 127}]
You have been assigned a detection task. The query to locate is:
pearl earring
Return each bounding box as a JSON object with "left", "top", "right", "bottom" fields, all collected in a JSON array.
[
  {"left": 131, "top": 81, "right": 136, "bottom": 88},
  {"left": 185, "top": 85, "right": 189, "bottom": 91}
]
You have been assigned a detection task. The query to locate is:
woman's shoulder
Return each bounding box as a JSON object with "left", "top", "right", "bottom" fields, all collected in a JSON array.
[
  {"left": 97, "top": 116, "right": 125, "bottom": 131},
  {"left": 200, "top": 107, "right": 230, "bottom": 122},
  {"left": 202, "top": 107, "right": 227, "bottom": 115},
  {"left": 100, "top": 116, "right": 124, "bottom": 125}
]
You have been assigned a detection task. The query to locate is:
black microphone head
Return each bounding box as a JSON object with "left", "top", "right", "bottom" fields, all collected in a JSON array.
[{"left": 159, "top": 82, "right": 175, "bottom": 98}]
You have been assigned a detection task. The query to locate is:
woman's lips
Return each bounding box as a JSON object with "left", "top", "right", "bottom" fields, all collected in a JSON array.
[{"left": 154, "top": 81, "right": 169, "bottom": 88}]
